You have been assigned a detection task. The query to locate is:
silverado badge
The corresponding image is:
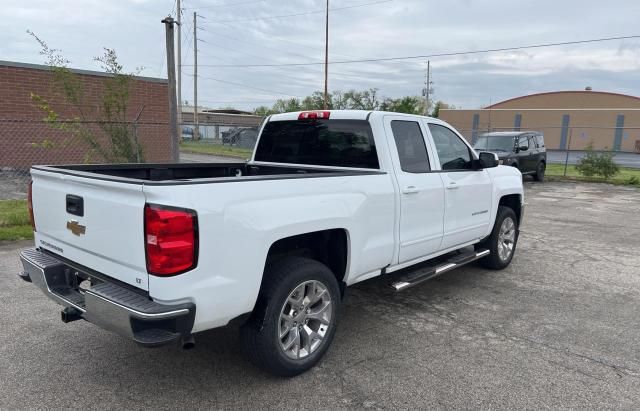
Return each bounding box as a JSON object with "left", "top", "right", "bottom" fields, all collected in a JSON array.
[{"left": 66, "top": 220, "right": 86, "bottom": 236}]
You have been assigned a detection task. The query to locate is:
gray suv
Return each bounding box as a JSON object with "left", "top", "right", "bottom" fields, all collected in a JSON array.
[{"left": 474, "top": 131, "right": 547, "bottom": 182}]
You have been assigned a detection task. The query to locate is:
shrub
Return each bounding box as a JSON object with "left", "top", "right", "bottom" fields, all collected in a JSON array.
[
  {"left": 575, "top": 145, "right": 619, "bottom": 180},
  {"left": 626, "top": 176, "right": 640, "bottom": 186}
]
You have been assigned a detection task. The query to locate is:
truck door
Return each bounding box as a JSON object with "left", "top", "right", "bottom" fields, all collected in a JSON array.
[
  {"left": 426, "top": 123, "right": 493, "bottom": 250},
  {"left": 517, "top": 134, "right": 535, "bottom": 172},
  {"left": 384, "top": 116, "right": 445, "bottom": 263}
]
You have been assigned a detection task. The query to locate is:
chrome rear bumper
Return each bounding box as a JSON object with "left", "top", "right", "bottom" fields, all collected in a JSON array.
[{"left": 19, "top": 248, "right": 195, "bottom": 347}]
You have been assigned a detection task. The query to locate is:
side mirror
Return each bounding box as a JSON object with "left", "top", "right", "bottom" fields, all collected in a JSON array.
[
  {"left": 478, "top": 152, "right": 499, "bottom": 168},
  {"left": 518, "top": 145, "right": 528, "bottom": 152}
]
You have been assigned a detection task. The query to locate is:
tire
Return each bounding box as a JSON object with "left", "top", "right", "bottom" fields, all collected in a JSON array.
[
  {"left": 534, "top": 162, "right": 545, "bottom": 182},
  {"left": 240, "top": 256, "right": 341, "bottom": 377},
  {"left": 476, "top": 206, "right": 519, "bottom": 270}
]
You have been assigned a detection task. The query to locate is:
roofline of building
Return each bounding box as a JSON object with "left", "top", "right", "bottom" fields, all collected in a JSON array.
[
  {"left": 0, "top": 60, "right": 167, "bottom": 84},
  {"left": 484, "top": 90, "right": 640, "bottom": 109}
]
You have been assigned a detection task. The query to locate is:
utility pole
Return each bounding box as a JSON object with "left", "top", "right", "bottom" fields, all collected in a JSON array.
[
  {"left": 323, "top": 0, "right": 329, "bottom": 109},
  {"left": 161, "top": 16, "right": 179, "bottom": 162},
  {"left": 424, "top": 60, "right": 432, "bottom": 116},
  {"left": 176, "top": 0, "right": 182, "bottom": 133},
  {"left": 193, "top": 11, "right": 199, "bottom": 141}
]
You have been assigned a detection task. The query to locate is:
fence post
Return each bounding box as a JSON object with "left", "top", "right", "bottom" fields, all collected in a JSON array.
[{"left": 563, "top": 128, "right": 573, "bottom": 176}]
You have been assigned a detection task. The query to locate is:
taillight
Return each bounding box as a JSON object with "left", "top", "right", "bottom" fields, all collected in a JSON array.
[
  {"left": 298, "top": 111, "right": 330, "bottom": 120},
  {"left": 144, "top": 204, "right": 198, "bottom": 276},
  {"left": 27, "top": 181, "right": 36, "bottom": 231}
]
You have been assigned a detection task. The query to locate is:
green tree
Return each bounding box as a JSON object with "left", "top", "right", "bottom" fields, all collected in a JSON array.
[
  {"left": 343, "top": 88, "right": 381, "bottom": 110},
  {"left": 380, "top": 96, "right": 426, "bottom": 115},
  {"left": 301, "top": 91, "right": 327, "bottom": 110},
  {"left": 28, "top": 31, "right": 143, "bottom": 163},
  {"left": 272, "top": 98, "right": 303, "bottom": 113},
  {"left": 254, "top": 105, "right": 274, "bottom": 116},
  {"left": 430, "top": 100, "right": 456, "bottom": 117},
  {"left": 253, "top": 89, "right": 437, "bottom": 116},
  {"left": 575, "top": 144, "right": 620, "bottom": 179}
]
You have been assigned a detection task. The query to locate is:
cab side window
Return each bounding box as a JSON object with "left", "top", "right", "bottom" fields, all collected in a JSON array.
[
  {"left": 428, "top": 124, "right": 473, "bottom": 170},
  {"left": 518, "top": 136, "right": 530, "bottom": 151}
]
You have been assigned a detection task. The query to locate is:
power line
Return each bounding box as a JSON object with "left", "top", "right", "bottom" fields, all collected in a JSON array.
[
  {"left": 203, "top": 0, "right": 392, "bottom": 24},
  {"left": 197, "top": 26, "right": 325, "bottom": 64},
  {"left": 206, "top": 18, "right": 370, "bottom": 61},
  {"left": 182, "top": 34, "right": 640, "bottom": 68},
  {"left": 183, "top": 72, "right": 301, "bottom": 97},
  {"left": 198, "top": 38, "right": 268, "bottom": 62},
  {"left": 183, "top": 0, "right": 266, "bottom": 9}
]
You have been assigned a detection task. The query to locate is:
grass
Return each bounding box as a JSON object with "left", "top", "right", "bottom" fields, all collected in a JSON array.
[
  {"left": 546, "top": 164, "right": 640, "bottom": 186},
  {"left": 0, "top": 200, "right": 33, "bottom": 242},
  {"left": 180, "top": 141, "right": 253, "bottom": 159}
]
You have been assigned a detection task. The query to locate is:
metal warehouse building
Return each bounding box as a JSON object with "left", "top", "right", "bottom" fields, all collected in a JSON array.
[{"left": 440, "top": 90, "right": 640, "bottom": 153}]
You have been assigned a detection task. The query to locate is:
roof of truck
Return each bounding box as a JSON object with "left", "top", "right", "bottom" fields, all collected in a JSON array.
[{"left": 268, "top": 110, "right": 438, "bottom": 122}]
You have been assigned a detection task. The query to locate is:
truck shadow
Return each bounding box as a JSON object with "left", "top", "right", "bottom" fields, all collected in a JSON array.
[{"left": 69, "top": 264, "right": 498, "bottom": 407}]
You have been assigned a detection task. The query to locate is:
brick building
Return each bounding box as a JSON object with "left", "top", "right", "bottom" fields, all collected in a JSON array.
[
  {"left": 0, "top": 60, "right": 171, "bottom": 171},
  {"left": 440, "top": 90, "right": 640, "bottom": 152}
]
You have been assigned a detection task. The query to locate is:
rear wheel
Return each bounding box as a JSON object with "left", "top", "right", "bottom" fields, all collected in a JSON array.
[
  {"left": 240, "top": 256, "right": 340, "bottom": 377},
  {"left": 534, "top": 162, "right": 545, "bottom": 182},
  {"left": 476, "top": 206, "right": 518, "bottom": 270}
]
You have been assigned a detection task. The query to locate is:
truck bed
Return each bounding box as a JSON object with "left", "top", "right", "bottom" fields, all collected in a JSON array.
[{"left": 32, "top": 162, "right": 382, "bottom": 185}]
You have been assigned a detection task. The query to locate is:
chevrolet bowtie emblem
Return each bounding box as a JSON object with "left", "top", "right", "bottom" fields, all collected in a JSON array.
[{"left": 66, "top": 220, "right": 86, "bottom": 236}]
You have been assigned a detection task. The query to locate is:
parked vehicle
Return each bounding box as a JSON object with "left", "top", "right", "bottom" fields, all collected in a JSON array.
[
  {"left": 474, "top": 131, "right": 546, "bottom": 181},
  {"left": 19, "top": 110, "right": 524, "bottom": 376}
]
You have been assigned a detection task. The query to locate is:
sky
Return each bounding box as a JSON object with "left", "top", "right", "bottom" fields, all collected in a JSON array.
[{"left": 2, "top": 0, "right": 640, "bottom": 111}]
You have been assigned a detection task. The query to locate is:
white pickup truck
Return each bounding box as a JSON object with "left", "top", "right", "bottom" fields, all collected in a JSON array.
[{"left": 19, "top": 110, "right": 524, "bottom": 376}]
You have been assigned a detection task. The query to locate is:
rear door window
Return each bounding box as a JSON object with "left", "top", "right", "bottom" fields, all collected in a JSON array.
[
  {"left": 254, "top": 119, "right": 379, "bottom": 169},
  {"left": 390, "top": 120, "right": 430, "bottom": 173}
]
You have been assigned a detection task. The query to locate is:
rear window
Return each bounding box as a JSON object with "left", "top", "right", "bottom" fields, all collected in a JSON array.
[{"left": 254, "top": 119, "right": 379, "bottom": 169}]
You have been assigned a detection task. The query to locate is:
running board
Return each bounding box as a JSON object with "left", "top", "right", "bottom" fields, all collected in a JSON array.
[{"left": 390, "top": 249, "right": 490, "bottom": 292}]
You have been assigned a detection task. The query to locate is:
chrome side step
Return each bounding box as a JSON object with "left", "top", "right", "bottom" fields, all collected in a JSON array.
[{"left": 390, "top": 249, "right": 490, "bottom": 292}]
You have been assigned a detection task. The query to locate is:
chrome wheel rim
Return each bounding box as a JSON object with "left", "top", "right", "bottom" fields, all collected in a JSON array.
[
  {"left": 278, "top": 280, "right": 333, "bottom": 360},
  {"left": 497, "top": 217, "right": 516, "bottom": 261}
]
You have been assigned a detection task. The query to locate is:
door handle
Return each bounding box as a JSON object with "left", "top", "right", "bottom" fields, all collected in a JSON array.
[
  {"left": 446, "top": 182, "right": 459, "bottom": 190},
  {"left": 402, "top": 186, "right": 419, "bottom": 194}
]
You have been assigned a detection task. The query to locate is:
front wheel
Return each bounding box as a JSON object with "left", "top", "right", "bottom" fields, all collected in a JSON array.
[
  {"left": 240, "top": 256, "right": 341, "bottom": 377},
  {"left": 476, "top": 206, "right": 519, "bottom": 270}
]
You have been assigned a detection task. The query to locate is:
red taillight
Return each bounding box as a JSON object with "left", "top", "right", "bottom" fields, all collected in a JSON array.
[
  {"left": 298, "top": 111, "right": 330, "bottom": 120},
  {"left": 144, "top": 204, "right": 198, "bottom": 276},
  {"left": 27, "top": 180, "right": 36, "bottom": 232}
]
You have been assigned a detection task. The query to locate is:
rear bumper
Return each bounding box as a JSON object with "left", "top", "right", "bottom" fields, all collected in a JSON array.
[{"left": 19, "top": 248, "right": 195, "bottom": 347}]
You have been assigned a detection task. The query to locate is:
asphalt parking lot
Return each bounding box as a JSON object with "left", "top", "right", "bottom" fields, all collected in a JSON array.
[{"left": 1, "top": 181, "right": 639, "bottom": 409}]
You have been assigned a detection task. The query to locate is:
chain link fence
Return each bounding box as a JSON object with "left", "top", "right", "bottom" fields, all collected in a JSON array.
[
  {"left": 180, "top": 122, "right": 260, "bottom": 149},
  {"left": 0, "top": 119, "right": 172, "bottom": 200},
  {"left": 4, "top": 119, "right": 639, "bottom": 200}
]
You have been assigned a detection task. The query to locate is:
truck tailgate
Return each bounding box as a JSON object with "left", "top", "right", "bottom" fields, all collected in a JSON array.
[{"left": 31, "top": 168, "right": 149, "bottom": 291}]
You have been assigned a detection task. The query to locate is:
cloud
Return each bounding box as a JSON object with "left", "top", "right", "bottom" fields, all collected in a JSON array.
[{"left": 3, "top": 0, "right": 640, "bottom": 110}]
